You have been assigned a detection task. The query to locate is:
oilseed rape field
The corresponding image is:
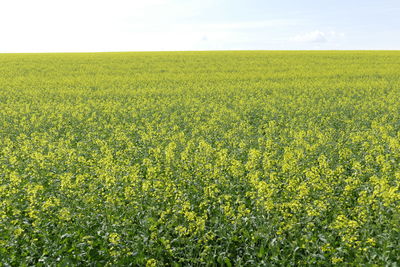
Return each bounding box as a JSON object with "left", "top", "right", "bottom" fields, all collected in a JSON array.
[{"left": 1, "top": 51, "right": 400, "bottom": 265}]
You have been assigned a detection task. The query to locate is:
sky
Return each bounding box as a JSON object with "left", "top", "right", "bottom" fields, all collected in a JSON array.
[{"left": 0, "top": 0, "right": 399, "bottom": 52}]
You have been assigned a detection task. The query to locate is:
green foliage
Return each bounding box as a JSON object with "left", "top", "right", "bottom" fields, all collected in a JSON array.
[{"left": 1, "top": 51, "right": 400, "bottom": 265}]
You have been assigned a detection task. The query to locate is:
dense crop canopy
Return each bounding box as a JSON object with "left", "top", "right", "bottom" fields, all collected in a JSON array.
[{"left": 1, "top": 51, "right": 400, "bottom": 265}]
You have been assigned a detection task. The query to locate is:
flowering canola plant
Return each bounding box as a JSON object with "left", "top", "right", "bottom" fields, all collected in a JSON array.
[{"left": 0, "top": 51, "right": 399, "bottom": 265}]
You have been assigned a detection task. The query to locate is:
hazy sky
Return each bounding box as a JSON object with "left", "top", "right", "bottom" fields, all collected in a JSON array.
[{"left": 1, "top": 0, "right": 399, "bottom": 52}]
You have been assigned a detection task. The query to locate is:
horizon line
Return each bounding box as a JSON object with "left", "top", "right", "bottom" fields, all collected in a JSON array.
[{"left": 1, "top": 49, "right": 400, "bottom": 55}]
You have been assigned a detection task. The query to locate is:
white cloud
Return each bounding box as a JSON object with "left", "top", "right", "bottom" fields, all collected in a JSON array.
[{"left": 290, "top": 30, "right": 344, "bottom": 43}]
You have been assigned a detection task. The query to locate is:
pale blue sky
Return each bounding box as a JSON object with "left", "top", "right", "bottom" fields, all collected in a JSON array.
[{"left": 1, "top": 0, "right": 399, "bottom": 52}]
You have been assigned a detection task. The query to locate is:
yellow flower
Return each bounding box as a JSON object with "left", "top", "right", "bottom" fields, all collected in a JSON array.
[
  {"left": 109, "top": 233, "right": 120, "bottom": 245},
  {"left": 331, "top": 257, "right": 343, "bottom": 264},
  {"left": 366, "top": 238, "right": 376, "bottom": 246},
  {"left": 58, "top": 208, "right": 71, "bottom": 221},
  {"left": 14, "top": 228, "right": 24, "bottom": 237},
  {"left": 146, "top": 258, "right": 157, "bottom": 267}
]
